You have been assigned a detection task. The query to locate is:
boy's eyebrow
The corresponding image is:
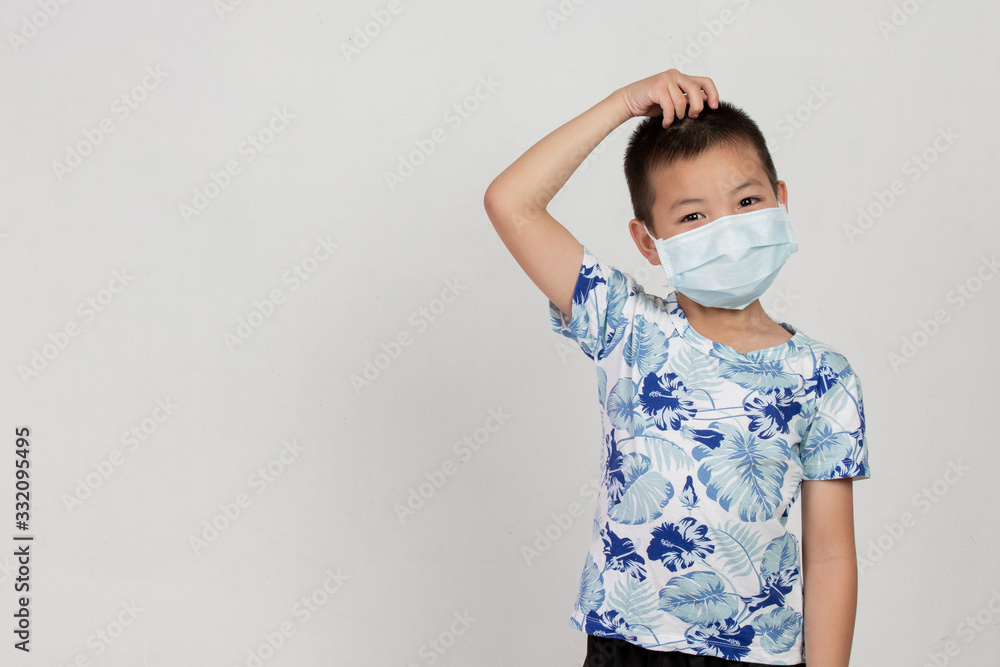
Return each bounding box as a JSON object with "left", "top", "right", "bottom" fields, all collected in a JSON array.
[{"left": 669, "top": 179, "right": 764, "bottom": 211}]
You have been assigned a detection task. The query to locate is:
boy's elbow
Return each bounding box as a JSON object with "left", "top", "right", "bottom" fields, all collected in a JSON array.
[
  {"left": 483, "top": 183, "right": 497, "bottom": 215},
  {"left": 483, "top": 182, "right": 514, "bottom": 225},
  {"left": 483, "top": 181, "right": 505, "bottom": 213}
]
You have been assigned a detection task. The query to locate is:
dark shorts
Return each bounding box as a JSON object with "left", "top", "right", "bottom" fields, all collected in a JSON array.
[{"left": 583, "top": 635, "right": 806, "bottom": 667}]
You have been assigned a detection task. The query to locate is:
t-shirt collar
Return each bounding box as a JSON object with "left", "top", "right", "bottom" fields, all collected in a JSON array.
[{"left": 664, "top": 290, "right": 808, "bottom": 361}]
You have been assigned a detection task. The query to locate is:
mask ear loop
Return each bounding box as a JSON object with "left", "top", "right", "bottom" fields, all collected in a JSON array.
[{"left": 642, "top": 222, "right": 680, "bottom": 292}]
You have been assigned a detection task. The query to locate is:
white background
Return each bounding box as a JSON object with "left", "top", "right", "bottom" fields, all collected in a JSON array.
[{"left": 2, "top": 1, "right": 998, "bottom": 665}]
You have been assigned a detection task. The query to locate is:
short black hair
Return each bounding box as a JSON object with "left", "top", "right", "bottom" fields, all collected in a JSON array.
[{"left": 623, "top": 100, "right": 779, "bottom": 229}]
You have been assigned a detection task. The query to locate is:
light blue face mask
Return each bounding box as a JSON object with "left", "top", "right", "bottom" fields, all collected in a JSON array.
[{"left": 642, "top": 203, "right": 797, "bottom": 310}]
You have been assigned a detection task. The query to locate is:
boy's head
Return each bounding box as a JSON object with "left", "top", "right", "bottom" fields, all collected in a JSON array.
[{"left": 624, "top": 100, "right": 785, "bottom": 242}]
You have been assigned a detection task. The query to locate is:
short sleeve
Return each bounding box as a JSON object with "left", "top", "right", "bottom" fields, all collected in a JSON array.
[
  {"left": 799, "top": 368, "right": 871, "bottom": 481},
  {"left": 548, "top": 244, "right": 633, "bottom": 361}
]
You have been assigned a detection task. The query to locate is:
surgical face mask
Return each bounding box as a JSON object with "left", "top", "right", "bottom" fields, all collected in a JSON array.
[{"left": 642, "top": 203, "right": 797, "bottom": 310}]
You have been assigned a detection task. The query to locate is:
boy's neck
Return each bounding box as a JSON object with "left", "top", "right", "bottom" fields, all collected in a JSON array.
[{"left": 675, "top": 292, "right": 791, "bottom": 351}]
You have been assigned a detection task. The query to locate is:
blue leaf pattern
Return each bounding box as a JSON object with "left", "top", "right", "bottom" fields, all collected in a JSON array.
[
  {"left": 575, "top": 552, "right": 605, "bottom": 615},
  {"left": 751, "top": 608, "right": 802, "bottom": 654},
  {"left": 599, "top": 270, "right": 631, "bottom": 360},
  {"left": 714, "top": 348, "right": 798, "bottom": 392},
  {"left": 692, "top": 421, "right": 789, "bottom": 522},
  {"left": 667, "top": 341, "right": 725, "bottom": 396},
  {"left": 607, "top": 564, "right": 663, "bottom": 630},
  {"left": 607, "top": 379, "right": 648, "bottom": 436},
  {"left": 643, "top": 434, "right": 695, "bottom": 473},
  {"left": 624, "top": 315, "right": 670, "bottom": 376},
  {"left": 800, "top": 420, "right": 853, "bottom": 479},
  {"left": 658, "top": 571, "right": 738, "bottom": 625},
  {"left": 551, "top": 246, "right": 870, "bottom": 663},
  {"left": 607, "top": 452, "right": 675, "bottom": 525},
  {"left": 707, "top": 519, "right": 767, "bottom": 583}
]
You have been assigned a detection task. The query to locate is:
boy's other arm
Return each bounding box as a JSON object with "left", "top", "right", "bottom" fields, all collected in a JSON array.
[
  {"left": 483, "top": 91, "right": 633, "bottom": 316},
  {"left": 800, "top": 478, "right": 858, "bottom": 667},
  {"left": 483, "top": 70, "right": 718, "bottom": 316}
]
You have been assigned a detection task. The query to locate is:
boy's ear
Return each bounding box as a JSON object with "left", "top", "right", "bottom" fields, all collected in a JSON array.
[
  {"left": 629, "top": 218, "right": 662, "bottom": 266},
  {"left": 777, "top": 180, "right": 788, "bottom": 209}
]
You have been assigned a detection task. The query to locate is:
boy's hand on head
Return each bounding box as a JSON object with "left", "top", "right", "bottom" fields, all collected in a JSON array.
[{"left": 618, "top": 69, "right": 719, "bottom": 128}]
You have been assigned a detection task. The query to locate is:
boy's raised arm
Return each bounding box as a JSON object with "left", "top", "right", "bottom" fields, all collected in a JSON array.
[{"left": 483, "top": 69, "right": 718, "bottom": 316}]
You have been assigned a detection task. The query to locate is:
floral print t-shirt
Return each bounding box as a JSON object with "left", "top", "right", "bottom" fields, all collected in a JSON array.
[{"left": 549, "top": 245, "right": 870, "bottom": 665}]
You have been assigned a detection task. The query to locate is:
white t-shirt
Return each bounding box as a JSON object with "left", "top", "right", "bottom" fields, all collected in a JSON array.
[{"left": 549, "top": 245, "right": 871, "bottom": 665}]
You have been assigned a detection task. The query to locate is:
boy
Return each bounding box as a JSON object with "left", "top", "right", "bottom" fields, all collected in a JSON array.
[{"left": 483, "top": 69, "right": 870, "bottom": 667}]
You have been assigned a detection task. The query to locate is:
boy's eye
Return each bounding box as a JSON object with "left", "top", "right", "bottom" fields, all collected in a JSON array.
[
  {"left": 681, "top": 197, "right": 762, "bottom": 223},
  {"left": 679, "top": 197, "right": 762, "bottom": 223}
]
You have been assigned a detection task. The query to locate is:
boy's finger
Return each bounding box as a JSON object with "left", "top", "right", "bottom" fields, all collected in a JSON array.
[
  {"left": 663, "top": 86, "right": 687, "bottom": 125},
  {"left": 691, "top": 76, "right": 720, "bottom": 108},
  {"left": 681, "top": 81, "right": 705, "bottom": 117}
]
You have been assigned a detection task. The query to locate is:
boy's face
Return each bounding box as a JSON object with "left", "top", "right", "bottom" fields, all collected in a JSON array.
[{"left": 631, "top": 142, "right": 788, "bottom": 263}]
